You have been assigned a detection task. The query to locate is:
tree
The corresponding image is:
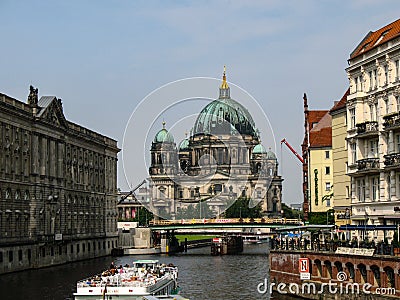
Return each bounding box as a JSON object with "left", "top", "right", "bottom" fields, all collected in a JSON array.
[
  {"left": 133, "top": 207, "right": 153, "bottom": 226},
  {"left": 224, "top": 197, "right": 262, "bottom": 218},
  {"left": 281, "top": 203, "right": 303, "bottom": 220}
]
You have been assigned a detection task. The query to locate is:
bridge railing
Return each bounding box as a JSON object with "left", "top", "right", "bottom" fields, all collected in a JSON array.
[{"left": 149, "top": 217, "right": 302, "bottom": 226}]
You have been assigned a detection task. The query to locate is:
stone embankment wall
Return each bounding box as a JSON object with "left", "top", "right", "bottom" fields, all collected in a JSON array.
[{"left": 270, "top": 250, "right": 400, "bottom": 299}]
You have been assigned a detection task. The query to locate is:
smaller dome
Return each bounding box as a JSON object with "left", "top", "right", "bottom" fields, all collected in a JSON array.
[
  {"left": 179, "top": 138, "right": 189, "bottom": 151},
  {"left": 266, "top": 149, "right": 277, "bottom": 159},
  {"left": 154, "top": 128, "right": 174, "bottom": 143},
  {"left": 252, "top": 144, "right": 267, "bottom": 154}
]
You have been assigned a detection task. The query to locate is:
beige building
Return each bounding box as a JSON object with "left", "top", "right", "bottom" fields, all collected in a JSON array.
[
  {"left": 346, "top": 19, "right": 400, "bottom": 242},
  {"left": 305, "top": 107, "right": 333, "bottom": 214},
  {"left": 0, "top": 86, "right": 119, "bottom": 274},
  {"left": 330, "top": 89, "right": 351, "bottom": 229}
]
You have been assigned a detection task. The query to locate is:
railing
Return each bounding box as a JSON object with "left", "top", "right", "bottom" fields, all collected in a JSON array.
[
  {"left": 384, "top": 152, "right": 400, "bottom": 167},
  {"left": 383, "top": 112, "right": 400, "bottom": 130},
  {"left": 356, "top": 158, "right": 379, "bottom": 171},
  {"left": 270, "top": 238, "right": 396, "bottom": 256},
  {"left": 356, "top": 121, "right": 378, "bottom": 135},
  {"left": 149, "top": 217, "right": 302, "bottom": 226}
]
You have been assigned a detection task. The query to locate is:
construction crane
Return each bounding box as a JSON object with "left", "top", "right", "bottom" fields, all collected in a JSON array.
[
  {"left": 280, "top": 138, "right": 304, "bottom": 164},
  {"left": 119, "top": 179, "right": 146, "bottom": 203}
]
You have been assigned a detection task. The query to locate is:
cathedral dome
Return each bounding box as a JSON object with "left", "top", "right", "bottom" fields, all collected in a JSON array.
[
  {"left": 154, "top": 122, "right": 174, "bottom": 143},
  {"left": 192, "top": 67, "right": 257, "bottom": 137},
  {"left": 178, "top": 138, "right": 189, "bottom": 151},
  {"left": 252, "top": 144, "right": 267, "bottom": 154},
  {"left": 193, "top": 98, "right": 257, "bottom": 136}
]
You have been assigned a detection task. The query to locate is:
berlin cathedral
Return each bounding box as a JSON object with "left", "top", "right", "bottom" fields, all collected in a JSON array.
[{"left": 148, "top": 69, "right": 283, "bottom": 219}]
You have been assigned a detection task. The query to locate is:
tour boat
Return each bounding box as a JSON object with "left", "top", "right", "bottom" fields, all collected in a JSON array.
[
  {"left": 243, "top": 235, "right": 269, "bottom": 244},
  {"left": 74, "top": 260, "right": 179, "bottom": 300}
]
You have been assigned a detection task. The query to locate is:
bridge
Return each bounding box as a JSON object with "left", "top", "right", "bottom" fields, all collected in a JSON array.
[{"left": 148, "top": 217, "right": 303, "bottom": 231}]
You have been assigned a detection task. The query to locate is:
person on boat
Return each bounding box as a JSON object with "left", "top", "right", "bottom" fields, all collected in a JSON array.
[{"left": 109, "top": 261, "right": 115, "bottom": 270}]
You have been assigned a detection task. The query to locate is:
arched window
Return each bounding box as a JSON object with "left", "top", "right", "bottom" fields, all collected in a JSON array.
[
  {"left": 5, "top": 188, "right": 11, "bottom": 200},
  {"left": 24, "top": 190, "right": 30, "bottom": 201}
]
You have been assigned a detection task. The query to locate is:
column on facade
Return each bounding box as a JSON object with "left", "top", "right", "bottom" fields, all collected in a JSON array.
[{"left": 366, "top": 266, "right": 375, "bottom": 287}]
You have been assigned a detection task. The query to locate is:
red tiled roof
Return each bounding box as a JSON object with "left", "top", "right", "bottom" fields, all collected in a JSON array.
[
  {"left": 350, "top": 18, "right": 400, "bottom": 59},
  {"left": 310, "top": 127, "right": 332, "bottom": 148},
  {"left": 308, "top": 110, "right": 328, "bottom": 132},
  {"left": 330, "top": 88, "right": 350, "bottom": 113}
]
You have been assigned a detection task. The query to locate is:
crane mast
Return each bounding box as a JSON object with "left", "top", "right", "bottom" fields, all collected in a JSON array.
[{"left": 280, "top": 139, "right": 304, "bottom": 164}]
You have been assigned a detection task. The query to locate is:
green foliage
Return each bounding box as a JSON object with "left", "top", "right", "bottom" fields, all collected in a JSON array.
[
  {"left": 308, "top": 209, "right": 334, "bottom": 225},
  {"left": 224, "top": 197, "right": 262, "bottom": 218},
  {"left": 176, "top": 202, "right": 214, "bottom": 219},
  {"left": 281, "top": 203, "right": 303, "bottom": 220},
  {"left": 133, "top": 207, "right": 153, "bottom": 226}
]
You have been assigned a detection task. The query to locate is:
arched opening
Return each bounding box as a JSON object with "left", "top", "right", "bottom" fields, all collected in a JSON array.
[
  {"left": 357, "top": 263, "right": 367, "bottom": 284},
  {"left": 324, "top": 260, "right": 332, "bottom": 279},
  {"left": 383, "top": 266, "right": 395, "bottom": 288},
  {"left": 370, "top": 265, "right": 381, "bottom": 287},
  {"left": 345, "top": 262, "right": 355, "bottom": 281},
  {"left": 334, "top": 261, "right": 343, "bottom": 273},
  {"left": 314, "top": 259, "right": 322, "bottom": 277}
]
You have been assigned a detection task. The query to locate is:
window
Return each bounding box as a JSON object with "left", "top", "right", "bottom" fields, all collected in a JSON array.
[
  {"left": 384, "top": 65, "right": 389, "bottom": 85},
  {"left": 396, "top": 60, "right": 399, "bottom": 80},
  {"left": 388, "top": 175, "right": 392, "bottom": 201},
  {"left": 373, "top": 69, "right": 377, "bottom": 88},
  {"left": 357, "top": 179, "right": 365, "bottom": 202},
  {"left": 325, "top": 182, "right": 331, "bottom": 191},
  {"left": 351, "top": 143, "right": 357, "bottom": 164},
  {"left": 385, "top": 98, "right": 389, "bottom": 115},
  {"left": 325, "top": 166, "right": 330, "bottom": 175},
  {"left": 369, "top": 71, "right": 373, "bottom": 90},
  {"left": 372, "top": 177, "right": 379, "bottom": 201},
  {"left": 326, "top": 199, "right": 331, "bottom": 207},
  {"left": 396, "top": 134, "right": 400, "bottom": 153},
  {"left": 369, "top": 139, "right": 378, "bottom": 158},
  {"left": 8, "top": 251, "right": 13, "bottom": 262},
  {"left": 18, "top": 250, "right": 22, "bottom": 261},
  {"left": 346, "top": 186, "right": 350, "bottom": 199},
  {"left": 369, "top": 104, "right": 374, "bottom": 121},
  {"left": 349, "top": 108, "right": 356, "bottom": 128},
  {"left": 325, "top": 151, "right": 330, "bottom": 159}
]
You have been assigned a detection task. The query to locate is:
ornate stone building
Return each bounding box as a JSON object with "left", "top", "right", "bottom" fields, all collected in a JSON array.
[
  {"left": 346, "top": 19, "right": 400, "bottom": 241},
  {"left": 148, "top": 69, "right": 283, "bottom": 219},
  {"left": 0, "top": 86, "right": 119, "bottom": 274}
]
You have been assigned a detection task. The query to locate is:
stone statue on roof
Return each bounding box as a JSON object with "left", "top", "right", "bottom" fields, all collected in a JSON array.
[{"left": 27, "top": 85, "right": 38, "bottom": 107}]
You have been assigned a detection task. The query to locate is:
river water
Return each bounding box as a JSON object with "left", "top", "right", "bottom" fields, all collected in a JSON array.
[{"left": 0, "top": 244, "right": 290, "bottom": 300}]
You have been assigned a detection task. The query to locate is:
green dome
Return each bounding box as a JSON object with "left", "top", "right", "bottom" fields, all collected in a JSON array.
[
  {"left": 253, "top": 144, "right": 267, "bottom": 154},
  {"left": 179, "top": 138, "right": 189, "bottom": 151},
  {"left": 154, "top": 128, "right": 174, "bottom": 143},
  {"left": 193, "top": 98, "right": 257, "bottom": 136}
]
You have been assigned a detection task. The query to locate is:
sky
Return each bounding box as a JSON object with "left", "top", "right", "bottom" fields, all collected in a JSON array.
[{"left": 0, "top": 0, "right": 399, "bottom": 205}]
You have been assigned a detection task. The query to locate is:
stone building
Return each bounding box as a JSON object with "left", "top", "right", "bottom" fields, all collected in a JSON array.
[
  {"left": 346, "top": 18, "right": 400, "bottom": 241},
  {"left": 148, "top": 69, "right": 283, "bottom": 219},
  {"left": 0, "top": 86, "right": 119, "bottom": 274}
]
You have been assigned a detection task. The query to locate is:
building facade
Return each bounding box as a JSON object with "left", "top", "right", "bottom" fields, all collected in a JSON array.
[
  {"left": 148, "top": 70, "right": 283, "bottom": 219},
  {"left": 330, "top": 89, "right": 352, "bottom": 229},
  {"left": 0, "top": 86, "right": 119, "bottom": 274},
  {"left": 346, "top": 19, "right": 400, "bottom": 242}
]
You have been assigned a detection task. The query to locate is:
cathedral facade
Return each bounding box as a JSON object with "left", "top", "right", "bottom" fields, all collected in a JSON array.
[{"left": 148, "top": 70, "right": 283, "bottom": 219}]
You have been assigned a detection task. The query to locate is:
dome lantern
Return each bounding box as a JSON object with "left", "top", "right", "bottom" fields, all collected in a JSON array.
[{"left": 219, "top": 66, "right": 230, "bottom": 99}]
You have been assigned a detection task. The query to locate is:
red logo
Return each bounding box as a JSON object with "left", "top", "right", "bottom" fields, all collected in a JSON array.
[{"left": 299, "top": 258, "right": 309, "bottom": 273}]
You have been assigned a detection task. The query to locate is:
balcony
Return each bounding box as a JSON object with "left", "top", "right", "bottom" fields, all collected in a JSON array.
[
  {"left": 355, "top": 158, "right": 380, "bottom": 174},
  {"left": 384, "top": 152, "right": 400, "bottom": 169},
  {"left": 356, "top": 121, "right": 379, "bottom": 138},
  {"left": 383, "top": 112, "right": 400, "bottom": 131}
]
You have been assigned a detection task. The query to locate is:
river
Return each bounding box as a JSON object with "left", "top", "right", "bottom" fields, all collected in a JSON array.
[{"left": 0, "top": 244, "right": 290, "bottom": 300}]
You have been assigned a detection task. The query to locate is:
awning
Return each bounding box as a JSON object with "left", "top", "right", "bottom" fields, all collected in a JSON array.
[
  {"left": 339, "top": 225, "right": 397, "bottom": 231},
  {"left": 350, "top": 216, "right": 368, "bottom": 220},
  {"left": 382, "top": 215, "right": 400, "bottom": 219}
]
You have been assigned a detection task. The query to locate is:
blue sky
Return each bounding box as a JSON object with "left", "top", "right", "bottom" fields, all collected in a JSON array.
[{"left": 1, "top": 1, "right": 399, "bottom": 205}]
